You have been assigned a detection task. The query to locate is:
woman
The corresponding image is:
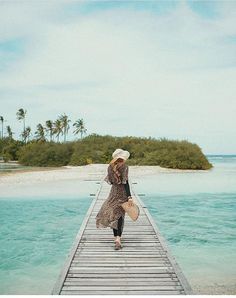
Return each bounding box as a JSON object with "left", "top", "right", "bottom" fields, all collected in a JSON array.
[{"left": 96, "top": 148, "right": 134, "bottom": 250}]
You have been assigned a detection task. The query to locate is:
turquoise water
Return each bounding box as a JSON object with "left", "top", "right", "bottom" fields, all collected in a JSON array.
[
  {"left": 134, "top": 155, "right": 236, "bottom": 294},
  {"left": 0, "top": 197, "right": 93, "bottom": 294},
  {"left": 0, "top": 163, "right": 31, "bottom": 172},
  {"left": 0, "top": 156, "right": 235, "bottom": 294}
]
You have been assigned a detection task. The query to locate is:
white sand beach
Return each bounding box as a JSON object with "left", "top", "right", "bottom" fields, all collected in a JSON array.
[
  {"left": 0, "top": 163, "right": 207, "bottom": 185},
  {"left": 0, "top": 163, "right": 211, "bottom": 198}
]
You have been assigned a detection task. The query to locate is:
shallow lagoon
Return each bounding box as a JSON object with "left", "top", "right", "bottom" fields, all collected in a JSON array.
[
  {"left": 0, "top": 156, "right": 235, "bottom": 294},
  {"left": 0, "top": 178, "right": 100, "bottom": 294},
  {"left": 0, "top": 162, "right": 32, "bottom": 173},
  {"left": 0, "top": 197, "right": 94, "bottom": 294},
  {"left": 134, "top": 155, "right": 236, "bottom": 294}
]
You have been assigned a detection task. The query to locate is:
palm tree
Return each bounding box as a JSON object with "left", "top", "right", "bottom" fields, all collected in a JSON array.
[
  {"left": 59, "top": 113, "right": 71, "bottom": 143},
  {"left": 25, "top": 126, "right": 31, "bottom": 143},
  {"left": 73, "top": 118, "right": 87, "bottom": 139},
  {"left": 16, "top": 108, "right": 27, "bottom": 143},
  {"left": 6, "top": 125, "right": 13, "bottom": 139},
  {"left": 35, "top": 123, "right": 46, "bottom": 141},
  {"left": 0, "top": 116, "right": 4, "bottom": 139},
  {"left": 53, "top": 119, "right": 63, "bottom": 143},
  {"left": 20, "top": 126, "right": 31, "bottom": 143},
  {"left": 45, "top": 120, "right": 54, "bottom": 142}
]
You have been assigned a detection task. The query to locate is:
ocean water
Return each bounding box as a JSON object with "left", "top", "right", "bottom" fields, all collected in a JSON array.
[
  {"left": 0, "top": 163, "right": 31, "bottom": 173},
  {"left": 133, "top": 155, "right": 236, "bottom": 294},
  {"left": 0, "top": 156, "right": 235, "bottom": 294},
  {"left": 0, "top": 197, "right": 94, "bottom": 294}
]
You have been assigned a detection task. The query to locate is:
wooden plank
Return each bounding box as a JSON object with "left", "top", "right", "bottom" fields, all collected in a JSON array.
[
  {"left": 64, "top": 281, "right": 181, "bottom": 286},
  {"left": 75, "top": 249, "right": 165, "bottom": 252},
  {"left": 70, "top": 264, "right": 172, "bottom": 268},
  {"left": 67, "top": 273, "right": 178, "bottom": 278},
  {"left": 68, "top": 268, "right": 175, "bottom": 273},
  {"left": 63, "top": 282, "right": 182, "bottom": 287},
  {"left": 73, "top": 256, "right": 170, "bottom": 260},
  {"left": 79, "top": 240, "right": 161, "bottom": 243},
  {"left": 71, "top": 263, "right": 172, "bottom": 267},
  {"left": 77, "top": 246, "right": 165, "bottom": 249},
  {"left": 83, "top": 231, "right": 157, "bottom": 235},
  {"left": 74, "top": 254, "right": 168, "bottom": 258},
  {"left": 62, "top": 285, "right": 183, "bottom": 290},
  {"left": 75, "top": 250, "right": 166, "bottom": 254},
  {"left": 80, "top": 236, "right": 159, "bottom": 240},
  {"left": 77, "top": 243, "right": 162, "bottom": 247},
  {"left": 85, "top": 228, "right": 154, "bottom": 232},
  {"left": 65, "top": 277, "right": 179, "bottom": 282},
  {"left": 75, "top": 254, "right": 168, "bottom": 258},
  {"left": 72, "top": 256, "right": 170, "bottom": 260},
  {"left": 60, "top": 290, "right": 184, "bottom": 295}
]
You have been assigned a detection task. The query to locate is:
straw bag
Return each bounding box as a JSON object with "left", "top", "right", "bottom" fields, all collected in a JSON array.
[{"left": 121, "top": 199, "right": 140, "bottom": 221}]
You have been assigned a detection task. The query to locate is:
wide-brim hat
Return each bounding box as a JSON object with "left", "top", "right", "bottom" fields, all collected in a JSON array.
[
  {"left": 121, "top": 201, "right": 140, "bottom": 221},
  {"left": 110, "top": 148, "right": 130, "bottom": 164}
]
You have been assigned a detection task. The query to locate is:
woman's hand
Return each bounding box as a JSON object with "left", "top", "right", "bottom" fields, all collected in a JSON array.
[{"left": 128, "top": 197, "right": 134, "bottom": 207}]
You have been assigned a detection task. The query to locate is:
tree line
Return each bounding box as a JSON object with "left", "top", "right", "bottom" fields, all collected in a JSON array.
[
  {"left": 0, "top": 131, "right": 213, "bottom": 170},
  {"left": 0, "top": 108, "right": 87, "bottom": 143}
]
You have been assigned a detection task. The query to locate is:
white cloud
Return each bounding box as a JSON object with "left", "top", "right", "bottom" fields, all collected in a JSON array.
[{"left": 0, "top": 1, "right": 236, "bottom": 153}]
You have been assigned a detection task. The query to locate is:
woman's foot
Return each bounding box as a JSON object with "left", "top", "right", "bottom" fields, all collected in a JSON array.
[
  {"left": 114, "top": 240, "right": 121, "bottom": 250},
  {"left": 114, "top": 236, "right": 122, "bottom": 250},
  {"left": 114, "top": 236, "right": 122, "bottom": 242}
]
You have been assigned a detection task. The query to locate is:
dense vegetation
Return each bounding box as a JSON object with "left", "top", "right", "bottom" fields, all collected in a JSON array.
[
  {"left": 0, "top": 134, "right": 213, "bottom": 170},
  {"left": 0, "top": 108, "right": 212, "bottom": 169}
]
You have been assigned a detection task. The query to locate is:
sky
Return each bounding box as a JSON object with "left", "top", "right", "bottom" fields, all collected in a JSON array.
[{"left": 0, "top": 0, "right": 236, "bottom": 154}]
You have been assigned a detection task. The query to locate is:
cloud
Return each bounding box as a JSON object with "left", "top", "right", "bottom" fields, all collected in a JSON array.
[{"left": 0, "top": 0, "right": 236, "bottom": 153}]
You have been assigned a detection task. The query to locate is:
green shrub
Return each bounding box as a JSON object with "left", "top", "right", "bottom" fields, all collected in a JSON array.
[
  {"left": 3, "top": 152, "right": 12, "bottom": 162},
  {"left": 69, "top": 153, "right": 88, "bottom": 166},
  {"left": 18, "top": 142, "right": 73, "bottom": 166},
  {"left": 0, "top": 138, "right": 24, "bottom": 161}
]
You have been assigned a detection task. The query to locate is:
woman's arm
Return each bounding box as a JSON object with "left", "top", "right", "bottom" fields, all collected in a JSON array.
[
  {"left": 124, "top": 180, "right": 131, "bottom": 197},
  {"left": 121, "top": 165, "right": 133, "bottom": 201}
]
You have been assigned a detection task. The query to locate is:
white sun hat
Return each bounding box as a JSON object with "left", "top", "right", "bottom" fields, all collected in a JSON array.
[{"left": 110, "top": 148, "right": 130, "bottom": 163}]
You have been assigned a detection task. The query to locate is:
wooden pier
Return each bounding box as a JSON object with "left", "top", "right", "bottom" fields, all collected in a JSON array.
[{"left": 52, "top": 177, "right": 193, "bottom": 295}]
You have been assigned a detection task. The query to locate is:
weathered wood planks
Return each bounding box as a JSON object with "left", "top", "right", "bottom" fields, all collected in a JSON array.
[{"left": 52, "top": 176, "right": 193, "bottom": 295}]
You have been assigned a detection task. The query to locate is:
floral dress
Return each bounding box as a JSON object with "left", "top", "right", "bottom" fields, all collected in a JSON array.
[{"left": 95, "top": 163, "right": 129, "bottom": 230}]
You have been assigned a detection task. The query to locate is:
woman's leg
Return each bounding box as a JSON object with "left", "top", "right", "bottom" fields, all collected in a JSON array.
[
  {"left": 113, "top": 228, "right": 117, "bottom": 237},
  {"left": 117, "top": 215, "right": 124, "bottom": 237},
  {"left": 113, "top": 216, "right": 124, "bottom": 240}
]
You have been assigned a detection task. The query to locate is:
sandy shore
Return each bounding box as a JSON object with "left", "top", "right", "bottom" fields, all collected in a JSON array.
[
  {"left": 0, "top": 163, "right": 208, "bottom": 185},
  {"left": 0, "top": 163, "right": 211, "bottom": 199},
  {"left": 0, "top": 164, "right": 157, "bottom": 197},
  {"left": 0, "top": 163, "right": 212, "bottom": 198}
]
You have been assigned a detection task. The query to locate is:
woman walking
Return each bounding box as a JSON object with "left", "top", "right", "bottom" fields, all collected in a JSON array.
[{"left": 96, "top": 148, "right": 134, "bottom": 250}]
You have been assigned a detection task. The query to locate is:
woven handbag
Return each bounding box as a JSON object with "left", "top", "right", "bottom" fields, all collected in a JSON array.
[{"left": 121, "top": 200, "right": 140, "bottom": 221}]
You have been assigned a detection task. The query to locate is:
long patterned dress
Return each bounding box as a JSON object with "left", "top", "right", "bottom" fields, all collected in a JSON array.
[{"left": 95, "top": 163, "right": 129, "bottom": 230}]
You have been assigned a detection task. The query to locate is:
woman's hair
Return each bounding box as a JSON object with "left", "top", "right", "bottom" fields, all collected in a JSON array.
[
  {"left": 110, "top": 158, "right": 125, "bottom": 184},
  {"left": 109, "top": 157, "right": 124, "bottom": 165}
]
